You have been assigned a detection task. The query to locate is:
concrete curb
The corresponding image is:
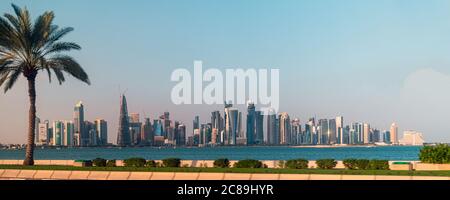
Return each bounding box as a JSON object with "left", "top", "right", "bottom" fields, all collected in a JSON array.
[{"left": 1, "top": 169, "right": 449, "bottom": 180}]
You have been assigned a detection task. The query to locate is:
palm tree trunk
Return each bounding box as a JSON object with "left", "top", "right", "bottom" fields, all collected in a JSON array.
[{"left": 23, "top": 78, "right": 36, "bottom": 166}]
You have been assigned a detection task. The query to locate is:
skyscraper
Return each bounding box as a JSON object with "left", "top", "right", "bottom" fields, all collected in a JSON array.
[
  {"left": 336, "top": 116, "right": 343, "bottom": 144},
  {"left": 255, "top": 111, "right": 264, "bottom": 145},
  {"left": 141, "top": 118, "right": 154, "bottom": 145},
  {"left": 95, "top": 119, "right": 108, "bottom": 146},
  {"left": 117, "top": 94, "right": 131, "bottom": 146},
  {"left": 246, "top": 101, "right": 256, "bottom": 145},
  {"left": 37, "top": 120, "right": 50, "bottom": 145},
  {"left": 279, "top": 112, "right": 291, "bottom": 145},
  {"left": 63, "top": 121, "right": 74, "bottom": 146},
  {"left": 52, "top": 120, "right": 64, "bottom": 146},
  {"left": 363, "top": 123, "right": 370, "bottom": 144},
  {"left": 267, "top": 109, "right": 277, "bottom": 145},
  {"left": 390, "top": 122, "right": 398, "bottom": 145},
  {"left": 211, "top": 111, "right": 223, "bottom": 144},
  {"left": 176, "top": 123, "right": 186, "bottom": 146},
  {"left": 224, "top": 102, "right": 238, "bottom": 145},
  {"left": 73, "top": 101, "right": 86, "bottom": 146},
  {"left": 328, "top": 119, "right": 337, "bottom": 144},
  {"left": 193, "top": 115, "right": 199, "bottom": 136},
  {"left": 318, "top": 119, "right": 329, "bottom": 144},
  {"left": 291, "top": 118, "right": 301, "bottom": 145}
]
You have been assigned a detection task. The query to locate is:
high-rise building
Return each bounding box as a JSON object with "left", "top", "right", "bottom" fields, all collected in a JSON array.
[
  {"left": 399, "top": 130, "right": 424, "bottom": 146},
  {"left": 211, "top": 111, "right": 223, "bottom": 144},
  {"left": 117, "top": 94, "right": 131, "bottom": 146},
  {"left": 153, "top": 119, "right": 163, "bottom": 136},
  {"left": 246, "top": 101, "right": 256, "bottom": 145},
  {"left": 267, "top": 109, "right": 278, "bottom": 145},
  {"left": 141, "top": 118, "right": 154, "bottom": 145},
  {"left": 351, "top": 122, "right": 363, "bottom": 144},
  {"left": 129, "top": 122, "right": 142, "bottom": 145},
  {"left": 73, "top": 101, "right": 86, "bottom": 146},
  {"left": 328, "top": 119, "right": 337, "bottom": 144},
  {"left": 84, "top": 121, "right": 96, "bottom": 146},
  {"left": 318, "top": 119, "right": 328, "bottom": 144},
  {"left": 63, "top": 121, "right": 74, "bottom": 146},
  {"left": 390, "top": 123, "right": 398, "bottom": 145},
  {"left": 336, "top": 116, "right": 343, "bottom": 144},
  {"left": 95, "top": 119, "right": 108, "bottom": 146},
  {"left": 291, "top": 118, "right": 301, "bottom": 145},
  {"left": 363, "top": 123, "right": 370, "bottom": 144},
  {"left": 224, "top": 102, "right": 239, "bottom": 145},
  {"left": 176, "top": 123, "right": 186, "bottom": 146},
  {"left": 371, "top": 129, "right": 381, "bottom": 143},
  {"left": 52, "top": 121, "right": 64, "bottom": 146},
  {"left": 193, "top": 115, "right": 199, "bottom": 136},
  {"left": 255, "top": 111, "right": 264, "bottom": 144},
  {"left": 37, "top": 120, "right": 50, "bottom": 145},
  {"left": 382, "top": 130, "right": 391, "bottom": 143},
  {"left": 279, "top": 112, "right": 291, "bottom": 145}
]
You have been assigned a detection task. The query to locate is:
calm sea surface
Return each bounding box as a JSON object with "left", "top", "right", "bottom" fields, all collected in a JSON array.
[{"left": 0, "top": 146, "right": 421, "bottom": 161}]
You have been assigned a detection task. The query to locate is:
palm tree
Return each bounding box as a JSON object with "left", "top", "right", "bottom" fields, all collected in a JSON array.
[{"left": 0, "top": 4, "right": 90, "bottom": 165}]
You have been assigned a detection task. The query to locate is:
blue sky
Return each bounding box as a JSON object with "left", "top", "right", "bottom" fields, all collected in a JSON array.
[{"left": 1, "top": 0, "right": 450, "bottom": 143}]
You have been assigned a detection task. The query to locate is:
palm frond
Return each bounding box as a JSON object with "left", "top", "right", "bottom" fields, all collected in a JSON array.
[
  {"left": 47, "top": 55, "right": 90, "bottom": 85},
  {"left": 2, "top": 67, "right": 21, "bottom": 92}
]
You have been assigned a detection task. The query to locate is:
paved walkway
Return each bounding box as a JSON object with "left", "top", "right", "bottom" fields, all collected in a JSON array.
[{"left": 0, "top": 169, "right": 449, "bottom": 180}]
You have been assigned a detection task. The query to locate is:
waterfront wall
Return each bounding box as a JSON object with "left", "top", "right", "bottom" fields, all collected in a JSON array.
[
  {"left": 0, "top": 159, "right": 424, "bottom": 169},
  {"left": 1, "top": 169, "right": 449, "bottom": 180}
]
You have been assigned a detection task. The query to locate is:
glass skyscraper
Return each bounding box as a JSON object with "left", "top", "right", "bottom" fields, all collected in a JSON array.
[{"left": 117, "top": 94, "right": 131, "bottom": 146}]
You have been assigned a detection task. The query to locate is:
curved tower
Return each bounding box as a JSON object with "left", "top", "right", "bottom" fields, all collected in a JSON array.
[{"left": 117, "top": 94, "right": 131, "bottom": 146}]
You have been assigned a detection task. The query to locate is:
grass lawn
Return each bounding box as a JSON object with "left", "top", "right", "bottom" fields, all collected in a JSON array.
[{"left": 1, "top": 165, "right": 450, "bottom": 176}]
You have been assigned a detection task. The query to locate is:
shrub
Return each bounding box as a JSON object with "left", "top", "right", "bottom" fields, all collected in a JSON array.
[
  {"left": 419, "top": 144, "right": 450, "bottom": 164},
  {"left": 355, "top": 159, "right": 370, "bottom": 170},
  {"left": 92, "top": 158, "right": 107, "bottom": 167},
  {"left": 234, "top": 159, "right": 263, "bottom": 168},
  {"left": 106, "top": 160, "right": 116, "bottom": 167},
  {"left": 316, "top": 159, "right": 337, "bottom": 169},
  {"left": 285, "top": 159, "right": 309, "bottom": 169},
  {"left": 162, "top": 158, "right": 181, "bottom": 167},
  {"left": 145, "top": 160, "right": 157, "bottom": 167},
  {"left": 213, "top": 158, "right": 230, "bottom": 168},
  {"left": 277, "top": 160, "right": 285, "bottom": 168},
  {"left": 369, "top": 160, "right": 389, "bottom": 170},
  {"left": 343, "top": 159, "right": 358, "bottom": 170},
  {"left": 124, "top": 157, "right": 147, "bottom": 167}
]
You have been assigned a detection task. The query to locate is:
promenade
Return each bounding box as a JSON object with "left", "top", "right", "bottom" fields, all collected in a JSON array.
[{"left": 1, "top": 169, "right": 449, "bottom": 180}]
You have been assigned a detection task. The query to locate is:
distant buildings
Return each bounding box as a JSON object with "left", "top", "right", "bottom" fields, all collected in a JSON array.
[
  {"left": 399, "top": 130, "right": 424, "bottom": 146},
  {"left": 390, "top": 123, "right": 399, "bottom": 145},
  {"left": 35, "top": 96, "right": 422, "bottom": 147}
]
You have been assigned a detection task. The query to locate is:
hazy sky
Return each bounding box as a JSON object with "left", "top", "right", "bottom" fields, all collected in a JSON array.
[{"left": 1, "top": 0, "right": 450, "bottom": 144}]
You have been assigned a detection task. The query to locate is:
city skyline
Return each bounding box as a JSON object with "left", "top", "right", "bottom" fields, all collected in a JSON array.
[
  {"left": 2, "top": 0, "right": 450, "bottom": 143},
  {"left": 26, "top": 96, "right": 422, "bottom": 147}
]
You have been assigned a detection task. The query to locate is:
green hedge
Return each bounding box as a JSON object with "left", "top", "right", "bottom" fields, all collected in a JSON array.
[
  {"left": 124, "top": 157, "right": 147, "bottom": 167},
  {"left": 316, "top": 159, "right": 337, "bottom": 169},
  {"left": 234, "top": 159, "right": 263, "bottom": 168},
  {"left": 285, "top": 159, "right": 309, "bottom": 169},
  {"left": 162, "top": 158, "right": 181, "bottom": 168},
  {"left": 343, "top": 159, "right": 389, "bottom": 170},
  {"left": 92, "top": 158, "right": 107, "bottom": 167},
  {"left": 419, "top": 144, "right": 450, "bottom": 164},
  {"left": 106, "top": 160, "right": 116, "bottom": 167},
  {"left": 213, "top": 158, "right": 230, "bottom": 168},
  {"left": 145, "top": 160, "right": 158, "bottom": 167}
]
